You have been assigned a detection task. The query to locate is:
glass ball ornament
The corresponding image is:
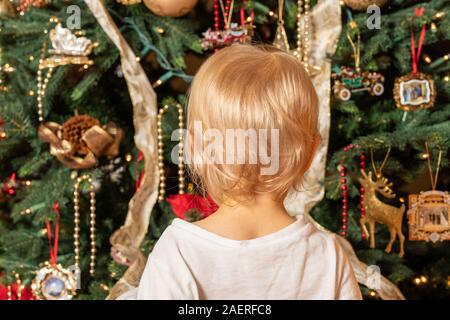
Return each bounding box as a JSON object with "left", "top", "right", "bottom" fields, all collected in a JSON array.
[{"left": 143, "top": 0, "right": 198, "bottom": 17}]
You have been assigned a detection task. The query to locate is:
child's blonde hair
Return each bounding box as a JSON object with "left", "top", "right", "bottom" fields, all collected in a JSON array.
[{"left": 187, "top": 44, "right": 318, "bottom": 204}]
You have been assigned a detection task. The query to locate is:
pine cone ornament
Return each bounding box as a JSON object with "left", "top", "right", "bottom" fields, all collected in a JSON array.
[
  {"left": 62, "top": 115, "right": 100, "bottom": 156},
  {"left": 38, "top": 115, "right": 123, "bottom": 169}
]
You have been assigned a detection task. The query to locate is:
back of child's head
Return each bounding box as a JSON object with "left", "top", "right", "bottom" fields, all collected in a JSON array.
[{"left": 187, "top": 44, "right": 319, "bottom": 204}]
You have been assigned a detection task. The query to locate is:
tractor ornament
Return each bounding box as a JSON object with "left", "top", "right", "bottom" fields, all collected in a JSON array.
[{"left": 332, "top": 66, "right": 385, "bottom": 101}]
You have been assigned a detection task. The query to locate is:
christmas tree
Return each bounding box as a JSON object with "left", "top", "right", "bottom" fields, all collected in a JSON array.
[{"left": 0, "top": 0, "right": 449, "bottom": 300}]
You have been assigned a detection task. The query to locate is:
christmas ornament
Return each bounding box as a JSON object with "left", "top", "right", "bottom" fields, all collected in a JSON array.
[
  {"left": 17, "top": 0, "right": 49, "bottom": 14},
  {"left": 40, "top": 23, "right": 94, "bottom": 69},
  {"left": 343, "top": 0, "right": 388, "bottom": 11},
  {"left": 332, "top": 66, "right": 384, "bottom": 100},
  {"left": 0, "top": 0, "right": 15, "bottom": 17},
  {"left": 32, "top": 203, "right": 77, "bottom": 300},
  {"left": 157, "top": 104, "right": 185, "bottom": 201},
  {"left": 273, "top": 0, "right": 289, "bottom": 52},
  {"left": 32, "top": 263, "right": 77, "bottom": 300},
  {"left": 167, "top": 193, "right": 218, "bottom": 221},
  {"left": 143, "top": 0, "right": 198, "bottom": 17},
  {"left": 359, "top": 170, "right": 405, "bottom": 257},
  {"left": 332, "top": 19, "right": 384, "bottom": 100},
  {"left": 36, "top": 19, "right": 94, "bottom": 121},
  {"left": 338, "top": 143, "right": 366, "bottom": 238},
  {"left": 200, "top": 0, "right": 253, "bottom": 51},
  {"left": 394, "top": 7, "right": 435, "bottom": 111},
  {"left": 73, "top": 174, "right": 97, "bottom": 276},
  {"left": 38, "top": 114, "right": 123, "bottom": 169},
  {"left": 407, "top": 144, "right": 449, "bottom": 242}
]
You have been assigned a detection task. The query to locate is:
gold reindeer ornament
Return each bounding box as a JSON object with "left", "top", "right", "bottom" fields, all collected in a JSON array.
[{"left": 359, "top": 170, "right": 406, "bottom": 257}]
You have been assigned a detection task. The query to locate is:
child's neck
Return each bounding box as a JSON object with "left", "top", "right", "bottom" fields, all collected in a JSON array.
[{"left": 194, "top": 194, "right": 296, "bottom": 241}]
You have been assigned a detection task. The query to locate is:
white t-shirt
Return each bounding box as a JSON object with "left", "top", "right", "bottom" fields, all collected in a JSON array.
[{"left": 118, "top": 216, "right": 362, "bottom": 300}]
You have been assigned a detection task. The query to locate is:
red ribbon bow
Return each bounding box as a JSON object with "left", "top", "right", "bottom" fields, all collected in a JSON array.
[
  {"left": 167, "top": 194, "right": 218, "bottom": 220},
  {"left": 410, "top": 7, "right": 426, "bottom": 74}
]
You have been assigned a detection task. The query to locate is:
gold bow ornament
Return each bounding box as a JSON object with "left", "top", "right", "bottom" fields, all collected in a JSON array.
[{"left": 38, "top": 114, "right": 123, "bottom": 169}]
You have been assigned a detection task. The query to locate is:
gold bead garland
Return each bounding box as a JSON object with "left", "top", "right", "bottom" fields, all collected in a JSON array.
[
  {"left": 73, "top": 174, "right": 96, "bottom": 276},
  {"left": 6, "top": 273, "right": 24, "bottom": 300},
  {"left": 36, "top": 16, "right": 59, "bottom": 122},
  {"left": 294, "top": 0, "right": 311, "bottom": 72},
  {"left": 157, "top": 104, "right": 185, "bottom": 201}
]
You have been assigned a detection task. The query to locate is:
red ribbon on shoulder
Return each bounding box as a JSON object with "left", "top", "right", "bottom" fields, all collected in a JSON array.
[{"left": 410, "top": 7, "right": 426, "bottom": 74}]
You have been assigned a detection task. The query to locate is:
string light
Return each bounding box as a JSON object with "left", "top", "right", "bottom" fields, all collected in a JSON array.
[
  {"left": 125, "top": 153, "right": 133, "bottom": 162},
  {"left": 423, "top": 55, "right": 431, "bottom": 64},
  {"left": 135, "top": 57, "right": 141, "bottom": 62},
  {"left": 268, "top": 10, "right": 274, "bottom": 17},
  {"left": 20, "top": 208, "right": 32, "bottom": 215},
  {"left": 430, "top": 23, "right": 437, "bottom": 31},
  {"left": 100, "top": 284, "right": 110, "bottom": 291},
  {"left": 444, "top": 76, "right": 449, "bottom": 82},
  {"left": 434, "top": 11, "right": 445, "bottom": 19},
  {"left": 369, "top": 290, "right": 377, "bottom": 297},
  {"left": 420, "top": 275, "right": 428, "bottom": 283},
  {"left": 152, "top": 79, "right": 163, "bottom": 88},
  {"left": 414, "top": 277, "right": 421, "bottom": 285}
]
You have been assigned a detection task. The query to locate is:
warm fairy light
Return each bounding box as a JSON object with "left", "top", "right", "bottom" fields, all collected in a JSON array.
[
  {"left": 100, "top": 284, "right": 109, "bottom": 291},
  {"left": 110, "top": 272, "right": 116, "bottom": 278},
  {"left": 339, "top": 0, "right": 345, "bottom": 5},
  {"left": 268, "top": 11, "right": 274, "bottom": 17},
  {"left": 153, "top": 79, "right": 163, "bottom": 88},
  {"left": 430, "top": 23, "right": 437, "bottom": 31},
  {"left": 369, "top": 290, "right": 376, "bottom": 297},
  {"left": 3, "top": 64, "right": 14, "bottom": 73},
  {"left": 424, "top": 55, "right": 431, "bottom": 64},
  {"left": 420, "top": 275, "right": 428, "bottom": 283},
  {"left": 156, "top": 27, "right": 165, "bottom": 34},
  {"left": 434, "top": 12, "right": 445, "bottom": 19},
  {"left": 444, "top": 55, "right": 449, "bottom": 61},
  {"left": 125, "top": 153, "right": 133, "bottom": 162},
  {"left": 40, "top": 228, "right": 48, "bottom": 235},
  {"left": 444, "top": 76, "right": 450, "bottom": 82},
  {"left": 399, "top": 197, "right": 405, "bottom": 203},
  {"left": 0, "top": 132, "right": 6, "bottom": 139},
  {"left": 414, "top": 277, "right": 422, "bottom": 285},
  {"left": 29, "top": 90, "right": 35, "bottom": 96},
  {"left": 25, "top": 180, "right": 32, "bottom": 186},
  {"left": 421, "top": 153, "right": 430, "bottom": 159},
  {"left": 136, "top": 57, "right": 141, "bottom": 62},
  {"left": 21, "top": 208, "right": 32, "bottom": 215},
  {"left": 29, "top": 56, "right": 35, "bottom": 61},
  {"left": 83, "top": 64, "right": 89, "bottom": 69}
]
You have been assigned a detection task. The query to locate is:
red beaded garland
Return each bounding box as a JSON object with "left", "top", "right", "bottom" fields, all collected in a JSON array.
[
  {"left": 214, "top": 0, "right": 220, "bottom": 31},
  {"left": 339, "top": 144, "right": 366, "bottom": 238}
]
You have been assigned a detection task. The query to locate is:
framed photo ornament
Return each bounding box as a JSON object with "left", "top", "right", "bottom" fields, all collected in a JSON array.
[
  {"left": 394, "top": 72, "right": 436, "bottom": 111},
  {"left": 407, "top": 190, "right": 450, "bottom": 242}
]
